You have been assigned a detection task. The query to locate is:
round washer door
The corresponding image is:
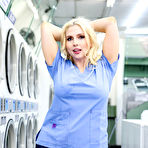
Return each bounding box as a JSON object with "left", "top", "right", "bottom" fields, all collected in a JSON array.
[
  {"left": 5, "top": 29, "right": 17, "bottom": 93},
  {"left": 17, "top": 117, "right": 26, "bottom": 148},
  {"left": 18, "top": 43, "right": 26, "bottom": 96},
  {"left": 4, "top": 119, "right": 16, "bottom": 148},
  {"left": 32, "top": 117, "right": 38, "bottom": 147},
  {"left": 0, "top": 27, "right": 3, "bottom": 82},
  {"left": 34, "top": 61, "right": 39, "bottom": 99},
  {"left": 27, "top": 53, "right": 34, "bottom": 98},
  {"left": 26, "top": 117, "right": 33, "bottom": 148}
]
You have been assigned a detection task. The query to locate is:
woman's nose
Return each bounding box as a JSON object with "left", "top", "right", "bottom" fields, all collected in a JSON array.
[{"left": 73, "top": 38, "right": 78, "bottom": 46}]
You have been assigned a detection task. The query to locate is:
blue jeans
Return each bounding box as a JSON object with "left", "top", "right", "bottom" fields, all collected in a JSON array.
[{"left": 36, "top": 144, "right": 48, "bottom": 148}]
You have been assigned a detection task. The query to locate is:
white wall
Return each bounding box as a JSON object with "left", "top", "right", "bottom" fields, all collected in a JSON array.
[
  {"left": 97, "top": 32, "right": 125, "bottom": 146},
  {"left": 115, "top": 39, "right": 125, "bottom": 145},
  {"left": 37, "top": 51, "right": 53, "bottom": 130}
]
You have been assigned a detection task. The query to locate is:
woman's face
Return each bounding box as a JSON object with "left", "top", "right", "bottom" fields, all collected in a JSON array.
[{"left": 65, "top": 25, "right": 91, "bottom": 62}]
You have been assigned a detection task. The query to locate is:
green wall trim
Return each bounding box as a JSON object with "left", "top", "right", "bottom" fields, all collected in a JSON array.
[
  {"left": 127, "top": 101, "right": 148, "bottom": 119},
  {"left": 108, "top": 105, "right": 116, "bottom": 117},
  {"left": 108, "top": 105, "right": 116, "bottom": 145}
]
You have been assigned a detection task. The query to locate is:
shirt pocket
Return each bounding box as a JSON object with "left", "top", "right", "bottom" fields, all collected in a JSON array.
[
  {"left": 89, "top": 110, "right": 107, "bottom": 144},
  {"left": 42, "top": 110, "right": 70, "bottom": 145}
]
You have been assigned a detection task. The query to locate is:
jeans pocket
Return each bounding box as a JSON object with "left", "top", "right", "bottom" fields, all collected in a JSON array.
[
  {"left": 42, "top": 110, "right": 70, "bottom": 145},
  {"left": 89, "top": 110, "right": 106, "bottom": 144}
]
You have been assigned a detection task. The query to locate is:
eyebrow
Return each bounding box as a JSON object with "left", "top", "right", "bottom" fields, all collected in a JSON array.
[{"left": 66, "top": 33, "right": 85, "bottom": 38}]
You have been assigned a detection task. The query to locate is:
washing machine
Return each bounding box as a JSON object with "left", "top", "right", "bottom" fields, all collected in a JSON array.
[
  {"left": 0, "top": 10, "right": 3, "bottom": 84},
  {"left": 16, "top": 32, "right": 38, "bottom": 148},
  {"left": 0, "top": 8, "right": 32, "bottom": 148},
  {"left": 33, "top": 59, "right": 39, "bottom": 147},
  {"left": 27, "top": 52, "right": 34, "bottom": 99},
  {"left": 0, "top": 8, "right": 6, "bottom": 88},
  {"left": 34, "top": 60, "right": 39, "bottom": 100},
  {"left": 0, "top": 7, "right": 39, "bottom": 148},
  {"left": 0, "top": 8, "right": 18, "bottom": 148}
]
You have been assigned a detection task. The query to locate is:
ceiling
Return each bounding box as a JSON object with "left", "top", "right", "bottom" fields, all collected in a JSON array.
[{"left": 39, "top": 0, "right": 148, "bottom": 31}]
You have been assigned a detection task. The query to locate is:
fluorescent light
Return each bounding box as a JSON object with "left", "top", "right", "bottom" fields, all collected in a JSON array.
[
  {"left": 107, "top": 0, "right": 116, "bottom": 7},
  {"left": 123, "top": 0, "right": 148, "bottom": 28},
  {"left": 26, "top": 0, "right": 39, "bottom": 19},
  {"left": 124, "top": 28, "right": 148, "bottom": 35}
]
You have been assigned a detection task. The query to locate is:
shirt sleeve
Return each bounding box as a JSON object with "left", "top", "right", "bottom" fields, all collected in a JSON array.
[
  {"left": 101, "top": 53, "right": 120, "bottom": 77},
  {"left": 45, "top": 48, "right": 62, "bottom": 80}
]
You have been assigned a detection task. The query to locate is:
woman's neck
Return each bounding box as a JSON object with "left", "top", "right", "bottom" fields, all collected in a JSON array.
[{"left": 73, "top": 58, "right": 88, "bottom": 73}]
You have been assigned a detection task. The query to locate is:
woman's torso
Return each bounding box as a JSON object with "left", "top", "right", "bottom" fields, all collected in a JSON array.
[{"left": 36, "top": 49, "right": 119, "bottom": 148}]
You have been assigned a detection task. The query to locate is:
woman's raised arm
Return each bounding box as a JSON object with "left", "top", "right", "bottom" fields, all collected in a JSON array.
[
  {"left": 41, "top": 22, "right": 62, "bottom": 65},
  {"left": 90, "top": 17, "right": 119, "bottom": 64}
]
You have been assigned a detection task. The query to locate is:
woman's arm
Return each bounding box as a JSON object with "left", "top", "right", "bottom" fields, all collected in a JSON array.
[
  {"left": 90, "top": 17, "right": 119, "bottom": 64},
  {"left": 41, "top": 22, "right": 62, "bottom": 65}
]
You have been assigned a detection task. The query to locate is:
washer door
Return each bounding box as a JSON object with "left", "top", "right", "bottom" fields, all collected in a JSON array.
[
  {"left": 27, "top": 53, "right": 34, "bottom": 98},
  {"left": 34, "top": 61, "right": 39, "bottom": 99},
  {"left": 18, "top": 43, "right": 26, "bottom": 96},
  {"left": 17, "top": 117, "right": 26, "bottom": 148},
  {"left": 33, "top": 117, "right": 38, "bottom": 147},
  {"left": 5, "top": 29, "right": 17, "bottom": 93},
  {"left": 4, "top": 119, "right": 16, "bottom": 148},
  {"left": 0, "top": 27, "right": 3, "bottom": 82},
  {"left": 26, "top": 117, "right": 33, "bottom": 148}
]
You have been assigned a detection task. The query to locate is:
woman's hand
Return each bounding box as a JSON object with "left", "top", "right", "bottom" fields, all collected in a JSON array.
[{"left": 90, "top": 17, "right": 119, "bottom": 64}]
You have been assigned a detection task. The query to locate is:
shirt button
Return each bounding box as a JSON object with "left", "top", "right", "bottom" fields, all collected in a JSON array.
[{"left": 52, "top": 123, "right": 56, "bottom": 128}]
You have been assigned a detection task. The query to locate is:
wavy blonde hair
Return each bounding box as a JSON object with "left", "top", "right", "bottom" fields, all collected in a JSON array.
[{"left": 60, "top": 17, "right": 101, "bottom": 66}]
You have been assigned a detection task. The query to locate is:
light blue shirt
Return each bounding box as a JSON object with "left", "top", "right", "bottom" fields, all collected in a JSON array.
[{"left": 36, "top": 48, "right": 119, "bottom": 148}]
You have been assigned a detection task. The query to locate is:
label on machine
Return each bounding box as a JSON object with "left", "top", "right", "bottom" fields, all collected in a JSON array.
[{"left": 0, "top": 0, "right": 11, "bottom": 12}]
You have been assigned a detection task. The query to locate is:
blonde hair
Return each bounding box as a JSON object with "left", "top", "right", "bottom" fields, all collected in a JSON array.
[{"left": 61, "top": 17, "right": 101, "bottom": 66}]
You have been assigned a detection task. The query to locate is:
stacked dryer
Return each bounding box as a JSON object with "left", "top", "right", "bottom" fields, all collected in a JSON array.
[{"left": 0, "top": 8, "right": 39, "bottom": 148}]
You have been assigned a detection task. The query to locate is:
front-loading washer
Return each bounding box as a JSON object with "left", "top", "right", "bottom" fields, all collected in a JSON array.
[
  {"left": 17, "top": 116, "right": 26, "bottom": 148},
  {"left": 4, "top": 118, "right": 16, "bottom": 148},
  {"left": 32, "top": 115, "right": 38, "bottom": 147},
  {"left": 0, "top": 7, "right": 39, "bottom": 148},
  {"left": 15, "top": 31, "right": 31, "bottom": 148},
  {"left": 5, "top": 28, "right": 17, "bottom": 94},
  {"left": 0, "top": 8, "right": 18, "bottom": 148},
  {"left": 26, "top": 115, "right": 33, "bottom": 148},
  {"left": 34, "top": 60, "right": 39, "bottom": 100},
  {"left": 0, "top": 113, "right": 17, "bottom": 148},
  {"left": 0, "top": 8, "right": 28, "bottom": 148},
  {"left": 27, "top": 53, "right": 34, "bottom": 99},
  {"left": 0, "top": 13, "right": 3, "bottom": 84},
  {"left": 18, "top": 42, "right": 27, "bottom": 96},
  {"left": 0, "top": 8, "right": 6, "bottom": 86}
]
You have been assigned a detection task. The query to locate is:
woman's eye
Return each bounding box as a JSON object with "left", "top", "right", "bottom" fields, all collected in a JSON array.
[
  {"left": 67, "top": 37, "right": 72, "bottom": 41},
  {"left": 79, "top": 35, "right": 85, "bottom": 39}
]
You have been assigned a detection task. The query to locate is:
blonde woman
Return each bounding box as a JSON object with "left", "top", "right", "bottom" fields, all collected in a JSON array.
[{"left": 36, "top": 17, "right": 119, "bottom": 148}]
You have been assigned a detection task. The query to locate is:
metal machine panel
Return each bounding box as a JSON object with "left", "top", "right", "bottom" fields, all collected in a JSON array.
[
  {"left": 122, "top": 119, "right": 148, "bottom": 148},
  {"left": 144, "top": 125, "right": 148, "bottom": 148},
  {"left": 122, "top": 119, "right": 141, "bottom": 148}
]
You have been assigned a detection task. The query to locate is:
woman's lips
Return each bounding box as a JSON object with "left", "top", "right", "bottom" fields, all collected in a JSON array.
[{"left": 73, "top": 48, "right": 81, "bottom": 54}]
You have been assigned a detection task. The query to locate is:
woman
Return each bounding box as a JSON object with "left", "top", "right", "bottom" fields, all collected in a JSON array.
[{"left": 36, "top": 16, "right": 119, "bottom": 148}]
